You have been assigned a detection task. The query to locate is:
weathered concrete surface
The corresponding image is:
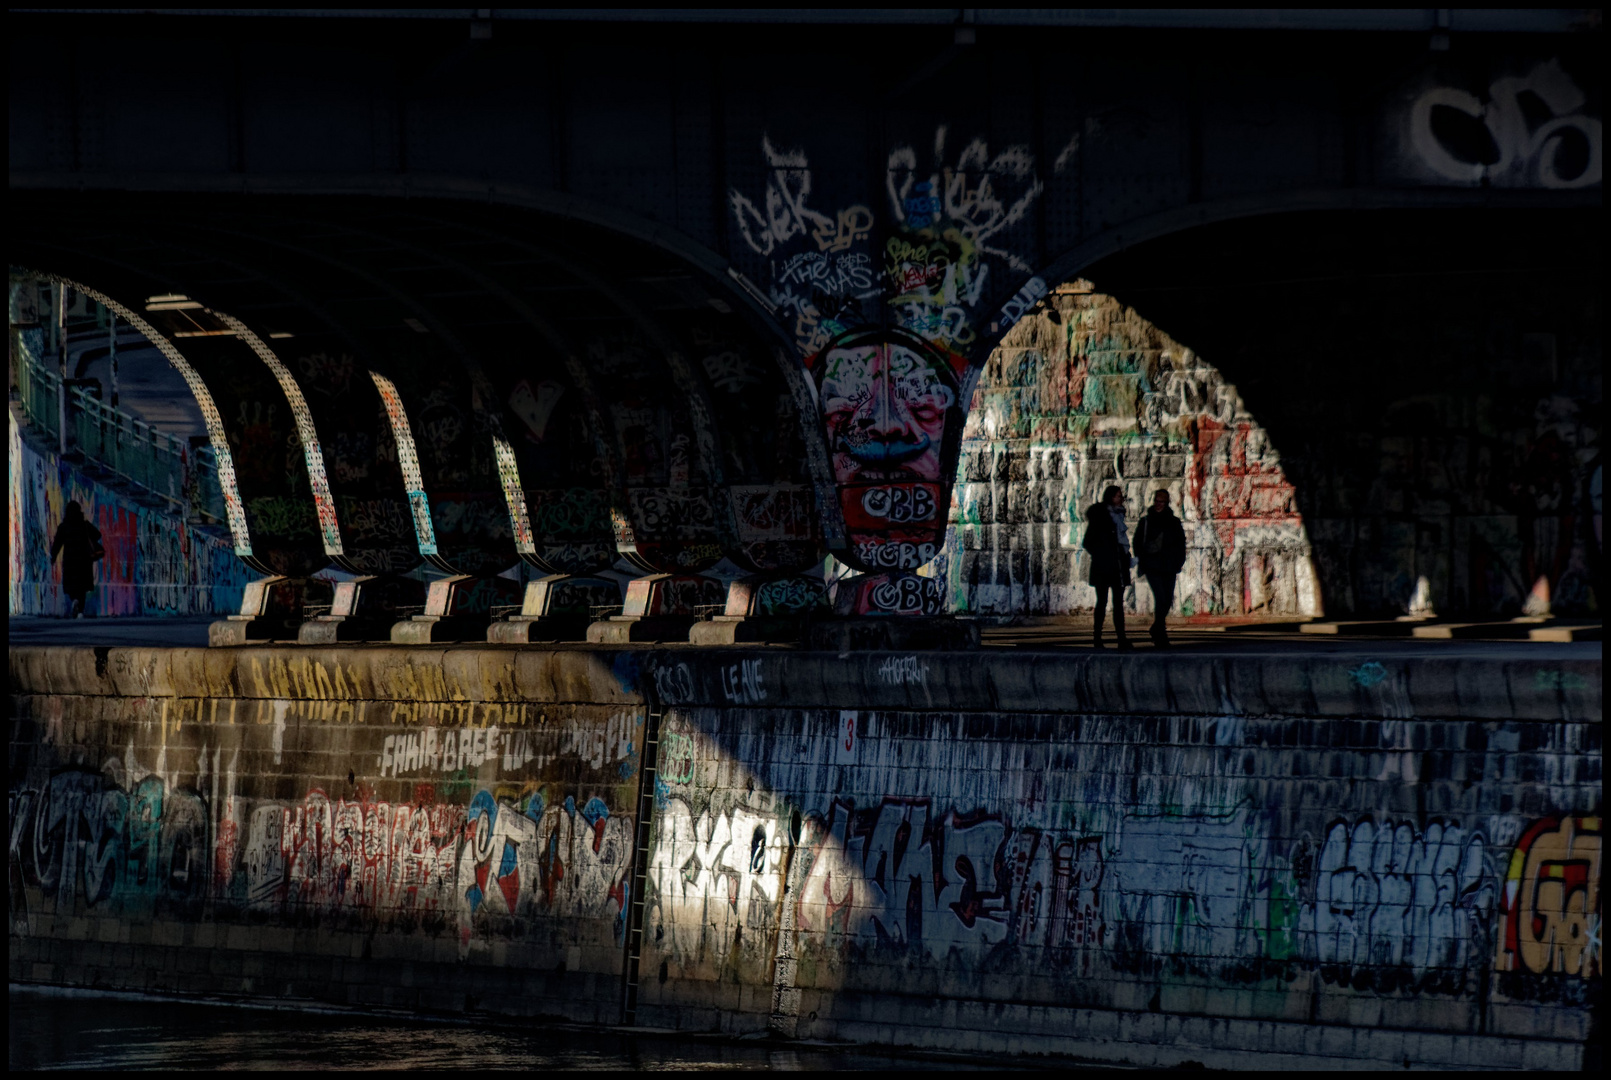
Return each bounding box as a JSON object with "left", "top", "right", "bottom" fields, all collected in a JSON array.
[{"left": 9, "top": 644, "right": 1601, "bottom": 1068}]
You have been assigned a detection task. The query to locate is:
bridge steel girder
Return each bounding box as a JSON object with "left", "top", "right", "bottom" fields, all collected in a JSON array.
[{"left": 9, "top": 11, "right": 1600, "bottom": 600}]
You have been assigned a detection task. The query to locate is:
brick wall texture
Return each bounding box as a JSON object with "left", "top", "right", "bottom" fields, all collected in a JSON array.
[{"left": 8, "top": 645, "right": 1601, "bottom": 1068}]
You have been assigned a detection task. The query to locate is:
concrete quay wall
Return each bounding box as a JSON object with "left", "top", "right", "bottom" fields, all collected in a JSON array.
[{"left": 8, "top": 645, "right": 1601, "bottom": 1069}]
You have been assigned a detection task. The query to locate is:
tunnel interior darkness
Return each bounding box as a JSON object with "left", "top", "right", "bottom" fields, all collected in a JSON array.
[
  {"left": 1074, "top": 206, "right": 1602, "bottom": 617},
  {"left": 13, "top": 191, "right": 830, "bottom": 601},
  {"left": 14, "top": 197, "right": 1602, "bottom": 621}
]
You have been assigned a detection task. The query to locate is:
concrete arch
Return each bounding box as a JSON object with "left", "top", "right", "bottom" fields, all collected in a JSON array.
[
  {"left": 12, "top": 186, "right": 837, "bottom": 588},
  {"left": 179, "top": 210, "right": 527, "bottom": 578},
  {"left": 958, "top": 199, "right": 1603, "bottom": 619},
  {"left": 16, "top": 269, "right": 318, "bottom": 579},
  {"left": 981, "top": 186, "right": 1602, "bottom": 356},
  {"left": 9, "top": 171, "right": 792, "bottom": 354},
  {"left": 442, "top": 223, "right": 828, "bottom": 576},
  {"left": 950, "top": 283, "right": 1324, "bottom": 620},
  {"left": 14, "top": 244, "right": 356, "bottom": 578}
]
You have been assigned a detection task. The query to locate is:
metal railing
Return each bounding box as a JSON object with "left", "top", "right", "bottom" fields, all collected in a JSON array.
[{"left": 13, "top": 332, "right": 228, "bottom": 526}]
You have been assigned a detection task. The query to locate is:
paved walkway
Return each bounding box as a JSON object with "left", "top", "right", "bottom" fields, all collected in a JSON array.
[
  {"left": 8, "top": 616, "right": 216, "bottom": 647},
  {"left": 7, "top": 615, "right": 1601, "bottom": 662}
]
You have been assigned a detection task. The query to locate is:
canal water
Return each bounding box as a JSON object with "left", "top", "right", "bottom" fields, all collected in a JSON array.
[{"left": 10, "top": 987, "right": 1025, "bottom": 1071}]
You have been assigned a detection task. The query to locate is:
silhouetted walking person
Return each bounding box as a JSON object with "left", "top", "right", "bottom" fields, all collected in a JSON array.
[
  {"left": 50, "top": 501, "right": 103, "bottom": 618},
  {"left": 1134, "top": 489, "right": 1187, "bottom": 647},
  {"left": 1083, "top": 485, "right": 1133, "bottom": 650}
]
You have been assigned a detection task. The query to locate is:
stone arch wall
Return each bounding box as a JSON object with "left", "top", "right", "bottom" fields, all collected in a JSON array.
[{"left": 941, "top": 282, "right": 1320, "bottom": 620}]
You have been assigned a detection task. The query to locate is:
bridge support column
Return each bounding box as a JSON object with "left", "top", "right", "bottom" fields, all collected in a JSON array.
[
  {"left": 209, "top": 576, "right": 333, "bottom": 646},
  {"left": 688, "top": 573, "right": 828, "bottom": 644},
  {"left": 789, "top": 571, "right": 981, "bottom": 650},
  {"left": 298, "top": 576, "right": 426, "bottom": 644},
  {"left": 586, "top": 573, "right": 724, "bottom": 644},
  {"left": 488, "top": 574, "right": 622, "bottom": 643},
  {"left": 390, "top": 575, "right": 522, "bottom": 644}
]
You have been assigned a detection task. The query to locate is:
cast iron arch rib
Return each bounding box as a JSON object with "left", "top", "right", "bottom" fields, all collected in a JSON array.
[{"left": 22, "top": 269, "right": 256, "bottom": 566}]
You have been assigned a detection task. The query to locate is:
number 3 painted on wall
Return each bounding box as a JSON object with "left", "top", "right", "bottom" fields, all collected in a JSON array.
[{"left": 836, "top": 710, "right": 857, "bottom": 764}]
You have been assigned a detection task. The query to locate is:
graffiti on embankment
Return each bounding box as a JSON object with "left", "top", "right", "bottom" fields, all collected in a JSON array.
[
  {"left": 6, "top": 690, "right": 1599, "bottom": 1026},
  {"left": 8, "top": 708, "right": 644, "bottom": 958},
  {"left": 643, "top": 794, "right": 1596, "bottom": 999},
  {"left": 9, "top": 412, "right": 251, "bottom": 616},
  {"left": 639, "top": 711, "right": 1600, "bottom": 1012}
]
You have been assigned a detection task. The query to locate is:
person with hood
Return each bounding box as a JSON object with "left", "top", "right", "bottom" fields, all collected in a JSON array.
[
  {"left": 50, "top": 500, "right": 103, "bottom": 618},
  {"left": 1082, "top": 485, "right": 1133, "bottom": 649},
  {"left": 1134, "top": 489, "right": 1188, "bottom": 647}
]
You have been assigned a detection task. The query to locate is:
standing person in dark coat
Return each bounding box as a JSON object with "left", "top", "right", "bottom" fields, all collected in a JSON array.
[
  {"left": 50, "top": 501, "right": 103, "bottom": 618},
  {"left": 1134, "top": 489, "right": 1188, "bottom": 647},
  {"left": 1082, "top": 485, "right": 1134, "bottom": 650}
]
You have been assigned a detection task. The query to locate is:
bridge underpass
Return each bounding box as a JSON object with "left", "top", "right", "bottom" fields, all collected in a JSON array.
[
  {"left": 11, "top": 196, "right": 1600, "bottom": 643},
  {"left": 6, "top": 10, "right": 1602, "bottom": 1070},
  {"left": 9, "top": 8, "right": 1602, "bottom": 642}
]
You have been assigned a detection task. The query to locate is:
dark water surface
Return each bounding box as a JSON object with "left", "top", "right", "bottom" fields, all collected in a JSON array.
[{"left": 9, "top": 988, "right": 1024, "bottom": 1071}]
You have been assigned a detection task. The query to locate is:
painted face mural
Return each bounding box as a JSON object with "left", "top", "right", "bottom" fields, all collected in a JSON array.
[
  {"left": 731, "top": 130, "right": 1046, "bottom": 586},
  {"left": 808, "top": 327, "right": 963, "bottom": 571}
]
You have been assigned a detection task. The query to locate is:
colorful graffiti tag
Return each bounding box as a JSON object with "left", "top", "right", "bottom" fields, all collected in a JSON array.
[
  {"left": 10, "top": 721, "right": 639, "bottom": 957},
  {"left": 9, "top": 413, "right": 252, "bottom": 616},
  {"left": 730, "top": 129, "right": 1045, "bottom": 595},
  {"left": 807, "top": 327, "right": 962, "bottom": 573},
  {"left": 942, "top": 287, "right": 1321, "bottom": 618},
  {"left": 1496, "top": 815, "right": 1601, "bottom": 978}
]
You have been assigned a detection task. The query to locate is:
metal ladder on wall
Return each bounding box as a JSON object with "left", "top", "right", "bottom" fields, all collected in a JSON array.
[{"left": 620, "top": 698, "right": 662, "bottom": 1025}]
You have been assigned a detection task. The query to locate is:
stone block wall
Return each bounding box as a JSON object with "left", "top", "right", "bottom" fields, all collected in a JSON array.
[
  {"left": 943, "top": 278, "right": 1601, "bottom": 621},
  {"left": 8, "top": 648, "right": 647, "bottom": 1021},
  {"left": 633, "top": 650, "right": 1600, "bottom": 1068},
  {"left": 9, "top": 645, "right": 1601, "bottom": 1067},
  {"left": 945, "top": 286, "right": 1320, "bottom": 621}
]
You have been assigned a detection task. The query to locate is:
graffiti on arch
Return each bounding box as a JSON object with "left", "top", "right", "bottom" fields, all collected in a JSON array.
[
  {"left": 1407, "top": 59, "right": 1601, "bottom": 190},
  {"left": 729, "top": 128, "right": 1046, "bottom": 576}
]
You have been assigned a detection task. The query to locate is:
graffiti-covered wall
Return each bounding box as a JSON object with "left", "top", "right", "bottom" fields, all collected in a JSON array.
[
  {"left": 9, "top": 646, "right": 1599, "bottom": 1068},
  {"left": 944, "top": 285, "right": 1320, "bottom": 619},
  {"left": 8, "top": 412, "right": 252, "bottom": 617},
  {"left": 944, "top": 274, "right": 1601, "bottom": 620},
  {"left": 634, "top": 651, "right": 1598, "bottom": 1068},
  {"left": 9, "top": 647, "right": 647, "bottom": 1023}
]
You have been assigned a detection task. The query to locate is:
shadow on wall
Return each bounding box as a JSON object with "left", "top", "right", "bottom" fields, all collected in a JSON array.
[
  {"left": 1046, "top": 209, "right": 1602, "bottom": 621},
  {"left": 940, "top": 282, "right": 1320, "bottom": 619},
  {"left": 634, "top": 685, "right": 1599, "bottom": 1051},
  {"left": 7, "top": 412, "right": 251, "bottom": 616}
]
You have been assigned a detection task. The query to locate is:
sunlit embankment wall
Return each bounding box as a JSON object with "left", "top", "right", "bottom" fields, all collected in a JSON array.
[
  {"left": 8, "top": 411, "right": 251, "bottom": 617},
  {"left": 8, "top": 645, "right": 1601, "bottom": 1068}
]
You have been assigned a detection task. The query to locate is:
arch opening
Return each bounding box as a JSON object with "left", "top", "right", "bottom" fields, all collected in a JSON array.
[
  {"left": 946, "top": 205, "right": 1602, "bottom": 621},
  {"left": 11, "top": 190, "right": 837, "bottom": 618}
]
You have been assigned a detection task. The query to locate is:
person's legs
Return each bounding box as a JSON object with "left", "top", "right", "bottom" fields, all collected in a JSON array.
[
  {"left": 1092, "top": 579, "right": 1110, "bottom": 645},
  {"left": 1148, "top": 573, "right": 1175, "bottom": 642},
  {"left": 1112, "top": 583, "right": 1130, "bottom": 647}
]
